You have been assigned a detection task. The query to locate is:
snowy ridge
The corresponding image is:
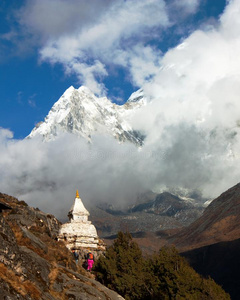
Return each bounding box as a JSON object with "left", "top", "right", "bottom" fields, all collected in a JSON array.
[{"left": 28, "top": 86, "right": 146, "bottom": 145}]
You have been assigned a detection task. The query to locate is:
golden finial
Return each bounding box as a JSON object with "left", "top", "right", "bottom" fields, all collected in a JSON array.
[{"left": 76, "top": 190, "right": 80, "bottom": 198}]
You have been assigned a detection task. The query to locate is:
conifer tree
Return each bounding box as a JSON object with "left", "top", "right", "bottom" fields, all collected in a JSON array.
[
  {"left": 94, "top": 232, "right": 230, "bottom": 300},
  {"left": 94, "top": 231, "right": 147, "bottom": 299}
]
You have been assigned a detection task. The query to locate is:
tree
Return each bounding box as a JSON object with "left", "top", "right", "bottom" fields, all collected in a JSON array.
[
  {"left": 145, "top": 246, "right": 230, "bottom": 299},
  {"left": 94, "top": 231, "right": 147, "bottom": 299},
  {"left": 94, "top": 232, "right": 230, "bottom": 300}
]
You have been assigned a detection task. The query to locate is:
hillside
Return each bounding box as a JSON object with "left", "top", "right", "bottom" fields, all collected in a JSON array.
[
  {"left": 169, "top": 182, "right": 240, "bottom": 251},
  {"left": 0, "top": 189, "right": 235, "bottom": 299},
  {"left": 166, "top": 182, "right": 240, "bottom": 300},
  {"left": 183, "top": 238, "right": 240, "bottom": 300},
  {"left": 0, "top": 193, "right": 123, "bottom": 300}
]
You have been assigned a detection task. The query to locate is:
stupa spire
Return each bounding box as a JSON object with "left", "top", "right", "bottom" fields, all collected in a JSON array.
[{"left": 76, "top": 190, "right": 80, "bottom": 198}]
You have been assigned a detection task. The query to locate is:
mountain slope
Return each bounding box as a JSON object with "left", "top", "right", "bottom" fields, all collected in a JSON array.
[
  {"left": 176, "top": 183, "right": 240, "bottom": 300},
  {"left": 28, "top": 86, "right": 145, "bottom": 145},
  {"left": 183, "top": 238, "right": 240, "bottom": 300},
  {"left": 170, "top": 182, "right": 240, "bottom": 251},
  {"left": 88, "top": 192, "right": 203, "bottom": 238},
  {"left": 0, "top": 193, "right": 123, "bottom": 300}
]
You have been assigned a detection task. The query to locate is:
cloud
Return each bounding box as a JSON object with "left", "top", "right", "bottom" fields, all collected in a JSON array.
[
  {"left": 1, "top": 0, "right": 209, "bottom": 93},
  {"left": 17, "top": 0, "right": 113, "bottom": 41},
  {"left": 5, "top": 0, "right": 170, "bottom": 94},
  {"left": 37, "top": 0, "right": 170, "bottom": 94},
  {"left": 128, "top": 0, "right": 240, "bottom": 195},
  {"left": 0, "top": 118, "right": 239, "bottom": 221},
  {"left": 2, "top": 0, "right": 240, "bottom": 220},
  {"left": 0, "top": 131, "right": 151, "bottom": 218},
  {"left": 134, "top": 0, "right": 240, "bottom": 133},
  {"left": 0, "top": 0, "right": 113, "bottom": 59},
  {"left": 170, "top": 0, "right": 200, "bottom": 15}
]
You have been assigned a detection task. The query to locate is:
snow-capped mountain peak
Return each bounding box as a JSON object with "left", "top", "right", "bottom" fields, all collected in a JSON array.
[
  {"left": 28, "top": 86, "right": 146, "bottom": 145},
  {"left": 127, "top": 89, "right": 145, "bottom": 103}
]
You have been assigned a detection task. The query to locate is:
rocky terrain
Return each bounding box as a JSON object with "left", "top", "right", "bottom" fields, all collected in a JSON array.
[
  {"left": 0, "top": 193, "right": 124, "bottom": 300},
  {"left": 169, "top": 182, "right": 240, "bottom": 252},
  {"left": 88, "top": 191, "right": 204, "bottom": 238}
]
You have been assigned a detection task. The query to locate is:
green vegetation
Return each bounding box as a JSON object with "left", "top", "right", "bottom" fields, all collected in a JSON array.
[{"left": 94, "top": 232, "right": 230, "bottom": 300}]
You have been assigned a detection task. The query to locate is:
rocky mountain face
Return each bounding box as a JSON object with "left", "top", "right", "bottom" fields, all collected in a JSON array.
[
  {"left": 129, "top": 191, "right": 203, "bottom": 222},
  {"left": 28, "top": 86, "right": 145, "bottom": 146},
  {"left": 169, "top": 182, "right": 240, "bottom": 252},
  {"left": 0, "top": 193, "right": 123, "bottom": 300},
  {"left": 88, "top": 191, "right": 203, "bottom": 238}
]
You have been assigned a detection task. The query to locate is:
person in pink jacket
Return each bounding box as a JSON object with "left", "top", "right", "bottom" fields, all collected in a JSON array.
[{"left": 87, "top": 252, "right": 94, "bottom": 271}]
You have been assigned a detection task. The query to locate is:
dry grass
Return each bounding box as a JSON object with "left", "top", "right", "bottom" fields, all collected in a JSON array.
[
  {"left": 48, "top": 265, "right": 59, "bottom": 284},
  {"left": 0, "top": 263, "right": 41, "bottom": 299},
  {"left": 8, "top": 223, "right": 47, "bottom": 259},
  {"left": 48, "top": 265, "right": 66, "bottom": 300},
  {"left": 7, "top": 219, "right": 74, "bottom": 268}
]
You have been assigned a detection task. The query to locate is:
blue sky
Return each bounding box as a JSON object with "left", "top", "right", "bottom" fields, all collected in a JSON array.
[{"left": 0, "top": 0, "right": 227, "bottom": 139}]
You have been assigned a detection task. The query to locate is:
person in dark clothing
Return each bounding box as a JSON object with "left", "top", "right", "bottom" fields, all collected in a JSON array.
[{"left": 72, "top": 249, "right": 79, "bottom": 263}]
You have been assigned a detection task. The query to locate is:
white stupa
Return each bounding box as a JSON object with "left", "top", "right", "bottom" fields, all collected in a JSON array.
[{"left": 58, "top": 191, "right": 103, "bottom": 251}]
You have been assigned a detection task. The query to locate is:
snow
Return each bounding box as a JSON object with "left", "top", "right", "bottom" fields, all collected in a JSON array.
[
  {"left": 203, "top": 199, "right": 213, "bottom": 207},
  {"left": 127, "top": 89, "right": 144, "bottom": 103},
  {"left": 28, "top": 85, "right": 146, "bottom": 145}
]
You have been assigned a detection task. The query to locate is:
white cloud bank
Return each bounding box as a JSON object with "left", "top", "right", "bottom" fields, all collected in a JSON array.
[
  {"left": 37, "top": 0, "right": 170, "bottom": 94},
  {"left": 5, "top": 0, "right": 203, "bottom": 93},
  {"left": 2, "top": 0, "right": 240, "bottom": 218},
  {"left": 13, "top": 0, "right": 177, "bottom": 94}
]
